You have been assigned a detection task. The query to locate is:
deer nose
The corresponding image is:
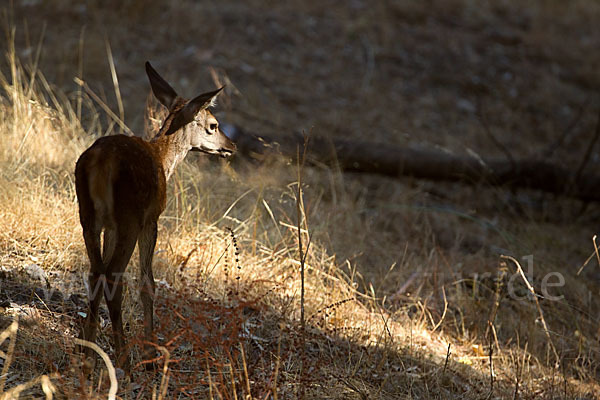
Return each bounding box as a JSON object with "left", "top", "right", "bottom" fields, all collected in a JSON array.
[{"left": 220, "top": 148, "right": 235, "bottom": 158}]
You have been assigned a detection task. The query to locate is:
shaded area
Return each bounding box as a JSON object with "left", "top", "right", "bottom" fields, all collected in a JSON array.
[
  {"left": 0, "top": 268, "right": 556, "bottom": 399},
  {"left": 233, "top": 125, "right": 600, "bottom": 202},
  {"left": 1, "top": 0, "right": 600, "bottom": 398}
]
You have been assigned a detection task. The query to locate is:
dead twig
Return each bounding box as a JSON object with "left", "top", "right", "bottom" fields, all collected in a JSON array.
[
  {"left": 443, "top": 343, "right": 451, "bottom": 374},
  {"left": 500, "top": 255, "right": 560, "bottom": 364},
  {"left": 73, "top": 77, "right": 133, "bottom": 136},
  {"left": 487, "top": 321, "right": 495, "bottom": 399},
  {"left": 431, "top": 285, "right": 448, "bottom": 332},
  {"left": 74, "top": 338, "right": 118, "bottom": 400},
  {"left": 296, "top": 132, "right": 310, "bottom": 400}
]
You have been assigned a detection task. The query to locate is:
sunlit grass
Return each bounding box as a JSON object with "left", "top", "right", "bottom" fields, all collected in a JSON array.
[{"left": 1, "top": 1, "right": 599, "bottom": 397}]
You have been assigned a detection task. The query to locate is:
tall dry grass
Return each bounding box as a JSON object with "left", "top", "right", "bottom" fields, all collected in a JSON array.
[
  {"left": 0, "top": 28, "right": 429, "bottom": 399},
  {"left": 1, "top": 5, "right": 599, "bottom": 397},
  {"left": 0, "top": 28, "right": 91, "bottom": 276}
]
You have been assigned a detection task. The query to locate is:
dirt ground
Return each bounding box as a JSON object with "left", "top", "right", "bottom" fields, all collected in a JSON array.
[{"left": 2, "top": 0, "right": 600, "bottom": 398}]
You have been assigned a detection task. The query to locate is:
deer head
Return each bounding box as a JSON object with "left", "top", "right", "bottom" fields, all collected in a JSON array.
[{"left": 145, "top": 61, "right": 236, "bottom": 158}]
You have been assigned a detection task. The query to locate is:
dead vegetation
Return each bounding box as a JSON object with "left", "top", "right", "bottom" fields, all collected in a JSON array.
[{"left": 1, "top": 0, "right": 600, "bottom": 399}]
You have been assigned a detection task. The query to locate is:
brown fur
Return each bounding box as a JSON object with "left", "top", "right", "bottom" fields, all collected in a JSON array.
[{"left": 75, "top": 62, "right": 235, "bottom": 372}]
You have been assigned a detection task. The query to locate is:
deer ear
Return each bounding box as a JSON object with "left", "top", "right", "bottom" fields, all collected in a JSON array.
[
  {"left": 145, "top": 61, "right": 179, "bottom": 110},
  {"left": 163, "top": 87, "right": 225, "bottom": 136},
  {"left": 187, "top": 86, "right": 225, "bottom": 112}
]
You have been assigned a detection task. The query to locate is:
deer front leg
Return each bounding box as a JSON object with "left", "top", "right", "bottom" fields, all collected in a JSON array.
[{"left": 138, "top": 221, "right": 158, "bottom": 368}]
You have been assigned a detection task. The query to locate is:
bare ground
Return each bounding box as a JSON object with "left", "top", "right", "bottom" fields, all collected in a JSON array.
[{"left": 1, "top": 0, "right": 600, "bottom": 398}]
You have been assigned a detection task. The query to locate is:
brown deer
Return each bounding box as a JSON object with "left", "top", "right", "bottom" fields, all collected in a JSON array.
[{"left": 75, "top": 62, "right": 236, "bottom": 372}]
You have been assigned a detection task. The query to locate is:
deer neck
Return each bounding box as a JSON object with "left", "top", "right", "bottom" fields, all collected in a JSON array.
[{"left": 151, "top": 131, "right": 190, "bottom": 181}]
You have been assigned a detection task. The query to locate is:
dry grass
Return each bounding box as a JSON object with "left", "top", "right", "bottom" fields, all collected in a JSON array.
[{"left": 1, "top": 0, "right": 600, "bottom": 399}]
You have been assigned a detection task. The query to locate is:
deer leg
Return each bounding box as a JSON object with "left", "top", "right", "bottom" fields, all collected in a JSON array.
[
  {"left": 104, "top": 226, "right": 138, "bottom": 373},
  {"left": 79, "top": 225, "right": 116, "bottom": 348},
  {"left": 79, "top": 223, "right": 104, "bottom": 360},
  {"left": 78, "top": 270, "right": 106, "bottom": 374},
  {"left": 138, "top": 221, "right": 158, "bottom": 366},
  {"left": 102, "top": 225, "right": 117, "bottom": 266},
  {"left": 80, "top": 271, "right": 104, "bottom": 351},
  {"left": 104, "top": 271, "right": 129, "bottom": 372}
]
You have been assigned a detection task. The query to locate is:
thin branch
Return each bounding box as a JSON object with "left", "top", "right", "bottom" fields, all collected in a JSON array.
[
  {"left": 431, "top": 286, "right": 448, "bottom": 332},
  {"left": 500, "top": 255, "right": 560, "bottom": 364},
  {"left": 157, "top": 346, "right": 171, "bottom": 400},
  {"left": 296, "top": 133, "right": 310, "bottom": 400},
  {"left": 74, "top": 77, "right": 133, "bottom": 136},
  {"left": 443, "top": 343, "right": 451, "bottom": 374},
  {"left": 577, "top": 235, "right": 599, "bottom": 275},
  {"left": 487, "top": 327, "right": 494, "bottom": 398},
  {"left": 74, "top": 338, "right": 118, "bottom": 400},
  {"left": 105, "top": 37, "right": 125, "bottom": 134}
]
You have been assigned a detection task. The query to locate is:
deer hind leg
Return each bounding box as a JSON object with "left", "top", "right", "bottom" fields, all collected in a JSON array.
[
  {"left": 79, "top": 220, "right": 104, "bottom": 353},
  {"left": 103, "top": 223, "right": 139, "bottom": 372},
  {"left": 102, "top": 224, "right": 117, "bottom": 265},
  {"left": 138, "top": 221, "right": 158, "bottom": 366}
]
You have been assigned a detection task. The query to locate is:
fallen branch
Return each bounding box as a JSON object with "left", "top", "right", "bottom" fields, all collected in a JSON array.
[{"left": 229, "top": 126, "right": 600, "bottom": 202}]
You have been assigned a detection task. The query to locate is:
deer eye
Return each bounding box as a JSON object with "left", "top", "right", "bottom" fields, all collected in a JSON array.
[{"left": 208, "top": 123, "right": 218, "bottom": 133}]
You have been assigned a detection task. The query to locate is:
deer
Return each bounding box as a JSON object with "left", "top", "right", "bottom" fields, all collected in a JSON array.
[{"left": 75, "top": 61, "right": 236, "bottom": 372}]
